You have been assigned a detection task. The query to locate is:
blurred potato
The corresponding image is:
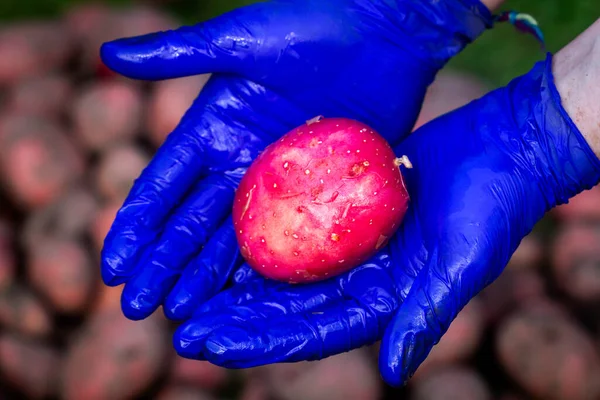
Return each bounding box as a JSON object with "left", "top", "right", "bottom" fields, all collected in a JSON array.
[
  {"left": 94, "top": 144, "right": 151, "bottom": 203},
  {"left": 71, "top": 80, "right": 144, "bottom": 152},
  {"left": 257, "top": 348, "right": 382, "bottom": 400},
  {"left": 0, "top": 284, "right": 52, "bottom": 338},
  {"left": 5, "top": 74, "right": 73, "bottom": 119},
  {"left": 496, "top": 299, "right": 600, "bottom": 400},
  {"left": 146, "top": 74, "right": 211, "bottom": 147},
  {"left": 413, "top": 70, "right": 489, "bottom": 131},
  {"left": 0, "top": 21, "right": 73, "bottom": 84},
  {"left": 27, "top": 236, "right": 95, "bottom": 315},
  {"left": 409, "top": 366, "right": 492, "bottom": 400},
  {"left": 61, "top": 310, "right": 170, "bottom": 400},
  {"left": 0, "top": 334, "right": 61, "bottom": 399},
  {"left": 0, "top": 114, "right": 84, "bottom": 209},
  {"left": 551, "top": 222, "right": 600, "bottom": 303}
]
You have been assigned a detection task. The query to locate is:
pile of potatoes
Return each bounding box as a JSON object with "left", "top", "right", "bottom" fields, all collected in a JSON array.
[{"left": 1, "top": 3, "right": 600, "bottom": 400}]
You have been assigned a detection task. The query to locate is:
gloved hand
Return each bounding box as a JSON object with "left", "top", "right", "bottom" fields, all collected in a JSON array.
[
  {"left": 171, "top": 54, "right": 600, "bottom": 386},
  {"left": 99, "top": 0, "right": 494, "bottom": 320}
]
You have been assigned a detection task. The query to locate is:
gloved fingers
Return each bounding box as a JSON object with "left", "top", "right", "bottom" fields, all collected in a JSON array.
[
  {"left": 193, "top": 253, "right": 398, "bottom": 316},
  {"left": 100, "top": 3, "right": 263, "bottom": 80},
  {"left": 193, "top": 273, "right": 345, "bottom": 317},
  {"left": 191, "top": 272, "right": 287, "bottom": 317},
  {"left": 172, "top": 281, "right": 341, "bottom": 360},
  {"left": 163, "top": 217, "right": 244, "bottom": 321},
  {"left": 172, "top": 309, "right": 254, "bottom": 361},
  {"left": 174, "top": 258, "right": 399, "bottom": 366},
  {"left": 195, "top": 298, "right": 385, "bottom": 368},
  {"left": 378, "top": 250, "right": 486, "bottom": 387},
  {"left": 100, "top": 124, "right": 208, "bottom": 286},
  {"left": 231, "top": 263, "right": 262, "bottom": 285},
  {"left": 119, "top": 174, "right": 237, "bottom": 320}
]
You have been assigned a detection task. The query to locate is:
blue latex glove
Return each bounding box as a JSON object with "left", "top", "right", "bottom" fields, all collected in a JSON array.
[
  {"left": 171, "top": 54, "right": 600, "bottom": 386},
  {"left": 99, "top": 0, "right": 494, "bottom": 320}
]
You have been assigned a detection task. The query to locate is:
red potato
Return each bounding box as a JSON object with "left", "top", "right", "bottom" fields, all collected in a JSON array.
[
  {"left": 0, "top": 21, "right": 73, "bottom": 85},
  {"left": 411, "top": 298, "right": 484, "bottom": 381},
  {"left": 6, "top": 74, "right": 72, "bottom": 119},
  {"left": 259, "top": 348, "right": 382, "bottom": 400},
  {"left": 496, "top": 299, "right": 600, "bottom": 400},
  {"left": 156, "top": 385, "right": 216, "bottom": 400},
  {"left": 233, "top": 116, "right": 411, "bottom": 283},
  {"left": 61, "top": 310, "right": 169, "bottom": 400},
  {"left": 552, "top": 185, "right": 600, "bottom": 221},
  {"left": 0, "top": 284, "right": 52, "bottom": 338},
  {"left": 146, "top": 75, "right": 211, "bottom": 146},
  {"left": 95, "top": 144, "right": 150, "bottom": 202},
  {"left": 0, "top": 334, "right": 61, "bottom": 399},
  {"left": 22, "top": 186, "right": 99, "bottom": 248},
  {"left": 551, "top": 222, "right": 600, "bottom": 303},
  {"left": 0, "top": 115, "right": 84, "bottom": 209},
  {"left": 0, "top": 220, "right": 15, "bottom": 290},
  {"left": 477, "top": 267, "right": 546, "bottom": 325},
  {"left": 170, "top": 355, "right": 229, "bottom": 391},
  {"left": 91, "top": 203, "right": 120, "bottom": 252},
  {"left": 27, "top": 237, "right": 95, "bottom": 314},
  {"left": 409, "top": 366, "right": 491, "bottom": 400},
  {"left": 71, "top": 80, "right": 144, "bottom": 152},
  {"left": 413, "top": 71, "right": 489, "bottom": 131}
]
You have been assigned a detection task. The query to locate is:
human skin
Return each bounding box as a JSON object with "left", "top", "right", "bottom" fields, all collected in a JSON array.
[
  {"left": 554, "top": 17, "right": 600, "bottom": 158},
  {"left": 480, "top": 0, "right": 505, "bottom": 11}
]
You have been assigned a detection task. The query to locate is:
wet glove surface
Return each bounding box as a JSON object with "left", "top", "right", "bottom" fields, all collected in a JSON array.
[
  {"left": 172, "top": 54, "right": 600, "bottom": 386},
  {"left": 99, "top": 0, "right": 493, "bottom": 320}
]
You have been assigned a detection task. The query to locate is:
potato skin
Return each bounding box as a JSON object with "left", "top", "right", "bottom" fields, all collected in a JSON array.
[
  {"left": 0, "top": 334, "right": 61, "bottom": 399},
  {"left": 0, "top": 115, "right": 84, "bottom": 209},
  {"left": 94, "top": 144, "right": 150, "bottom": 203},
  {"left": 258, "top": 348, "right": 382, "bottom": 400},
  {"left": 0, "top": 284, "right": 52, "bottom": 338},
  {"left": 551, "top": 222, "right": 600, "bottom": 303},
  {"left": 60, "top": 310, "right": 169, "bottom": 400},
  {"left": 169, "top": 355, "right": 229, "bottom": 390},
  {"left": 146, "top": 75, "right": 210, "bottom": 147},
  {"left": 233, "top": 117, "right": 410, "bottom": 283},
  {"left": 7, "top": 74, "right": 72, "bottom": 119},
  {"left": 0, "top": 21, "right": 73, "bottom": 85},
  {"left": 409, "top": 366, "right": 492, "bottom": 400},
  {"left": 156, "top": 385, "right": 216, "bottom": 400},
  {"left": 71, "top": 81, "right": 143, "bottom": 152},
  {"left": 21, "top": 186, "right": 99, "bottom": 247},
  {"left": 496, "top": 299, "right": 600, "bottom": 400},
  {"left": 0, "top": 220, "right": 15, "bottom": 290},
  {"left": 27, "top": 236, "right": 95, "bottom": 314}
]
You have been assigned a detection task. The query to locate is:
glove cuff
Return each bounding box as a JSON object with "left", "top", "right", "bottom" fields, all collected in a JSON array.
[{"left": 525, "top": 53, "right": 600, "bottom": 207}]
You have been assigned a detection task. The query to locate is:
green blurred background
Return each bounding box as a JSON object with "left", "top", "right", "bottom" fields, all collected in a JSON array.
[{"left": 1, "top": 0, "right": 599, "bottom": 87}]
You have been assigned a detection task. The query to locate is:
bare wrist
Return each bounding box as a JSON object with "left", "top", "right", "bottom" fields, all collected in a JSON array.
[
  {"left": 478, "top": 0, "right": 505, "bottom": 12},
  {"left": 553, "top": 18, "right": 600, "bottom": 158}
]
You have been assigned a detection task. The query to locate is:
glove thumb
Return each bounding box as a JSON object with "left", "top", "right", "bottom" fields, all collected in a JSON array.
[
  {"left": 100, "top": 4, "right": 261, "bottom": 80},
  {"left": 378, "top": 246, "right": 495, "bottom": 387}
]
